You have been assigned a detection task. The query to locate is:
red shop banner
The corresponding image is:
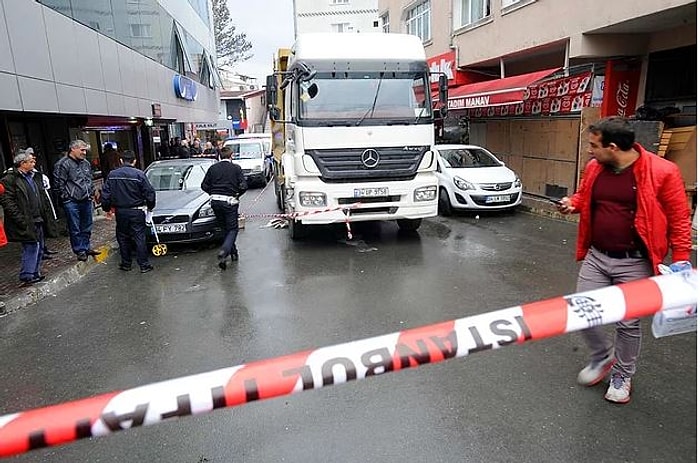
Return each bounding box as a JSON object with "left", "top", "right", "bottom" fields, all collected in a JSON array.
[
  {"left": 428, "top": 50, "right": 471, "bottom": 88},
  {"left": 468, "top": 73, "right": 593, "bottom": 118}
]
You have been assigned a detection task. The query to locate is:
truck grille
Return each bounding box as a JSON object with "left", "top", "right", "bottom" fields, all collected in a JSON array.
[{"left": 307, "top": 146, "right": 429, "bottom": 183}]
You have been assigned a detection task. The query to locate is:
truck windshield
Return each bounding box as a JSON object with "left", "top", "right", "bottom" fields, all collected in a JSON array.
[{"left": 298, "top": 72, "right": 431, "bottom": 123}]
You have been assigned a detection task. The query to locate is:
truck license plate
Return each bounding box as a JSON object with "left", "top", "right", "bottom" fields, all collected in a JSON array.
[
  {"left": 485, "top": 195, "right": 511, "bottom": 204},
  {"left": 155, "top": 223, "right": 187, "bottom": 233},
  {"left": 354, "top": 187, "right": 388, "bottom": 198}
]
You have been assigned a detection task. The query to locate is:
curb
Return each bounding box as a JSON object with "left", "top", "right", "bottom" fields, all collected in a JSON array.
[{"left": 0, "top": 241, "right": 116, "bottom": 317}]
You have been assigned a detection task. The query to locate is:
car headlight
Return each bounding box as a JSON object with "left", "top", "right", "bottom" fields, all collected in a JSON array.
[
  {"left": 454, "top": 176, "right": 475, "bottom": 191},
  {"left": 198, "top": 202, "right": 216, "bottom": 218},
  {"left": 299, "top": 191, "right": 327, "bottom": 207},
  {"left": 514, "top": 176, "right": 522, "bottom": 188},
  {"left": 414, "top": 185, "right": 437, "bottom": 202}
]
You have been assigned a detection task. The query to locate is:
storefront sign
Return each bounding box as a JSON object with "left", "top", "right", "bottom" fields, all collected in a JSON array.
[
  {"left": 600, "top": 60, "right": 641, "bottom": 117},
  {"left": 466, "top": 73, "right": 593, "bottom": 118},
  {"left": 173, "top": 75, "right": 198, "bottom": 101},
  {"left": 428, "top": 51, "right": 469, "bottom": 86}
]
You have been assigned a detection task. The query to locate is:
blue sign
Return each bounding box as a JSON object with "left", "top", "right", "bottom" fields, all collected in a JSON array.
[{"left": 173, "top": 75, "right": 198, "bottom": 101}]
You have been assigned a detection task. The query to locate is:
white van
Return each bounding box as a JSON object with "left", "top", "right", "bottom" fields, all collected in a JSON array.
[{"left": 223, "top": 138, "right": 270, "bottom": 187}]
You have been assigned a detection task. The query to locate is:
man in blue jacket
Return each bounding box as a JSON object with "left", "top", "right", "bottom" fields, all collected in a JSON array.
[{"left": 101, "top": 150, "right": 156, "bottom": 273}]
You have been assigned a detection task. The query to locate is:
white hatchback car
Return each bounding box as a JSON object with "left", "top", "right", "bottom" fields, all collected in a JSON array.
[{"left": 435, "top": 144, "right": 522, "bottom": 214}]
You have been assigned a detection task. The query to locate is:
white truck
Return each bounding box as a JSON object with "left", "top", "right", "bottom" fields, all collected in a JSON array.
[{"left": 266, "top": 33, "right": 448, "bottom": 239}]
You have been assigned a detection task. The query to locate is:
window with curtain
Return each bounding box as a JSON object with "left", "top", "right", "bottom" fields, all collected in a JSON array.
[
  {"left": 405, "top": 1, "right": 430, "bottom": 42},
  {"left": 457, "top": 0, "right": 490, "bottom": 27}
]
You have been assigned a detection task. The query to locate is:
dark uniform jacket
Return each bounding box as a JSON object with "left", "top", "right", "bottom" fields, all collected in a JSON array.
[
  {"left": 100, "top": 165, "right": 156, "bottom": 211},
  {"left": 201, "top": 160, "right": 248, "bottom": 197},
  {"left": 0, "top": 170, "right": 59, "bottom": 242},
  {"left": 53, "top": 155, "right": 95, "bottom": 202}
]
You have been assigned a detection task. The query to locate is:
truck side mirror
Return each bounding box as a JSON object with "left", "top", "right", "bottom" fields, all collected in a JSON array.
[
  {"left": 266, "top": 75, "right": 279, "bottom": 120},
  {"left": 439, "top": 74, "right": 448, "bottom": 118}
]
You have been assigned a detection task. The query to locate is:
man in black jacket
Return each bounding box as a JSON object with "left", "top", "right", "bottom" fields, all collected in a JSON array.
[
  {"left": 101, "top": 150, "right": 156, "bottom": 273},
  {"left": 0, "top": 150, "right": 59, "bottom": 285},
  {"left": 200, "top": 146, "right": 247, "bottom": 270}
]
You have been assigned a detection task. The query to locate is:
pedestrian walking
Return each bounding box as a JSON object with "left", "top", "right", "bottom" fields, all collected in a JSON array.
[
  {"left": 0, "top": 150, "right": 58, "bottom": 284},
  {"left": 100, "top": 150, "right": 156, "bottom": 273},
  {"left": 53, "top": 139, "right": 101, "bottom": 262},
  {"left": 558, "top": 116, "right": 692, "bottom": 404},
  {"left": 200, "top": 146, "right": 247, "bottom": 270}
]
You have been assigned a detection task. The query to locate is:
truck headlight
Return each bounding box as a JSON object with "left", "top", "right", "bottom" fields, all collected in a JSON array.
[
  {"left": 414, "top": 186, "right": 437, "bottom": 202},
  {"left": 454, "top": 176, "right": 475, "bottom": 191},
  {"left": 299, "top": 191, "right": 327, "bottom": 207}
]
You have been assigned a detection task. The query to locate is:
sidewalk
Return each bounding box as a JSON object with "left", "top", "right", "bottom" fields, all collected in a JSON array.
[{"left": 0, "top": 214, "right": 116, "bottom": 316}]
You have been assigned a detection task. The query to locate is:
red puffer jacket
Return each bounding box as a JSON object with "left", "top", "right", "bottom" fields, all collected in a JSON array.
[
  {"left": 570, "top": 143, "right": 691, "bottom": 274},
  {"left": 0, "top": 182, "right": 7, "bottom": 247}
]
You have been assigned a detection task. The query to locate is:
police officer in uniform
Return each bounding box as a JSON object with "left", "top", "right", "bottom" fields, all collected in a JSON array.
[
  {"left": 101, "top": 150, "right": 156, "bottom": 273},
  {"left": 201, "top": 146, "right": 247, "bottom": 270}
]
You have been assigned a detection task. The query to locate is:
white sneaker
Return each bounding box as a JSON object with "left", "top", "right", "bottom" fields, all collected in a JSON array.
[
  {"left": 605, "top": 373, "right": 632, "bottom": 404},
  {"left": 577, "top": 353, "right": 616, "bottom": 386}
]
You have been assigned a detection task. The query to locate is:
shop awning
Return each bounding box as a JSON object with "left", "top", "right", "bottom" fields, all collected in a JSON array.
[{"left": 447, "top": 68, "right": 560, "bottom": 110}]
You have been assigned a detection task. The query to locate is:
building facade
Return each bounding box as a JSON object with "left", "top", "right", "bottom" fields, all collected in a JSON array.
[
  {"left": 293, "top": 0, "right": 380, "bottom": 36},
  {"left": 378, "top": 0, "right": 696, "bottom": 202},
  {"left": 0, "top": 0, "right": 220, "bottom": 176}
]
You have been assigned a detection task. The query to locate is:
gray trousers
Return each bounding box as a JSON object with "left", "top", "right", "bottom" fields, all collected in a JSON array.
[{"left": 576, "top": 247, "right": 653, "bottom": 377}]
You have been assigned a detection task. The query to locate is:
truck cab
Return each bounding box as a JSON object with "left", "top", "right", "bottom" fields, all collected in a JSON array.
[{"left": 267, "top": 33, "right": 448, "bottom": 239}]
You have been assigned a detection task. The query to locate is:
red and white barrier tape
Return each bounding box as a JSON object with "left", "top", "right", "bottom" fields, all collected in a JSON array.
[
  {"left": 241, "top": 202, "right": 361, "bottom": 220},
  {"left": 0, "top": 270, "right": 695, "bottom": 458}
]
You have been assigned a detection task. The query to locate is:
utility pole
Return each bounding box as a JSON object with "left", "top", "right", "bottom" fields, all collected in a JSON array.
[{"left": 292, "top": 0, "right": 298, "bottom": 39}]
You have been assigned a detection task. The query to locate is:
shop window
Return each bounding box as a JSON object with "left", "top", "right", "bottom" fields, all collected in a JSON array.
[
  {"left": 405, "top": 1, "right": 431, "bottom": 42},
  {"left": 646, "top": 45, "right": 697, "bottom": 104}
]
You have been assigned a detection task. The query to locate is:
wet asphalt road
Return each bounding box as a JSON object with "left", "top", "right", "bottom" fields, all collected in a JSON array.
[{"left": 0, "top": 184, "right": 696, "bottom": 463}]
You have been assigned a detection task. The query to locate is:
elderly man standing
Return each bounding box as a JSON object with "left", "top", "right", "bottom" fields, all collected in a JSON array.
[
  {"left": 0, "top": 150, "right": 58, "bottom": 285},
  {"left": 54, "top": 139, "right": 101, "bottom": 262}
]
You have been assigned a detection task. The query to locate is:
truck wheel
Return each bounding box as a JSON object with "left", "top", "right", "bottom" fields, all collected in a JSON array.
[
  {"left": 289, "top": 219, "right": 308, "bottom": 240},
  {"left": 438, "top": 188, "right": 452, "bottom": 216},
  {"left": 397, "top": 218, "right": 422, "bottom": 232}
]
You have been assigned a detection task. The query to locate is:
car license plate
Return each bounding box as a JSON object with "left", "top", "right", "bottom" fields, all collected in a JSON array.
[
  {"left": 354, "top": 187, "right": 388, "bottom": 198},
  {"left": 155, "top": 223, "right": 187, "bottom": 233},
  {"left": 485, "top": 195, "right": 511, "bottom": 204}
]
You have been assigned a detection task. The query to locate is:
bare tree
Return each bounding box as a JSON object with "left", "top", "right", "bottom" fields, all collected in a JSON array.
[{"left": 212, "top": 0, "right": 253, "bottom": 69}]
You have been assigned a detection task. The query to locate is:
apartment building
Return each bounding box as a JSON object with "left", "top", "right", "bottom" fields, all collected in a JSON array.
[
  {"left": 293, "top": 0, "right": 380, "bottom": 36},
  {"left": 0, "top": 0, "right": 220, "bottom": 175},
  {"left": 378, "top": 0, "right": 696, "bottom": 201}
]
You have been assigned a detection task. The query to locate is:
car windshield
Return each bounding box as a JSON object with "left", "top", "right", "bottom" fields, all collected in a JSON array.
[
  {"left": 146, "top": 163, "right": 209, "bottom": 191},
  {"left": 226, "top": 142, "right": 263, "bottom": 159},
  {"left": 440, "top": 148, "right": 502, "bottom": 168}
]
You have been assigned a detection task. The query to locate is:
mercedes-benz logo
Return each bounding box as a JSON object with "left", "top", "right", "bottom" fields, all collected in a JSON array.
[{"left": 360, "top": 149, "right": 380, "bottom": 169}]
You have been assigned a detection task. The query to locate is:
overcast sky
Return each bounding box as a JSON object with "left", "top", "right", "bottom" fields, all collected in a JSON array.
[{"left": 226, "top": 0, "right": 295, "bottom": 83}]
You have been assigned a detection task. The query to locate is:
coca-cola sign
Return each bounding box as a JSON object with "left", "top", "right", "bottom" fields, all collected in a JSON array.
[{"left": 601, "top": 60, "right": 641, "bottom": 117}]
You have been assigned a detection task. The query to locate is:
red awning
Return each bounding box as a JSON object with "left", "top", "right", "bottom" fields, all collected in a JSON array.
[{"left": 447, "top": 68, "right": 560, "bottom": 110}]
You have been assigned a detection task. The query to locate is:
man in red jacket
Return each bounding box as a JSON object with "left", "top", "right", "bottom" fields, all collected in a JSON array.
[{"left": 558, "top": 116, "right": 691, "bottom": 404}]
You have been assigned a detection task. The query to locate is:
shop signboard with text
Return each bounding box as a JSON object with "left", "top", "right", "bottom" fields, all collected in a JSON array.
[{"left": 467, "top": 73, "right": 593, "bottom": 118}]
